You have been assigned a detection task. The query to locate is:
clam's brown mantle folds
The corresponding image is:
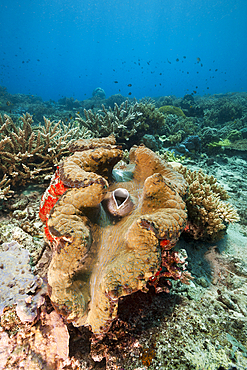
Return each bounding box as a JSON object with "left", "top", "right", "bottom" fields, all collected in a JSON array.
[{"left": 39, "top": 135, "right": 189, "bottom": 336}]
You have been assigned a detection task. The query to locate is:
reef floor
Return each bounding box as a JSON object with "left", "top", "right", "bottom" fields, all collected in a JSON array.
[{"left": 0, "top": 153, "right": 247, "bottom": 370}]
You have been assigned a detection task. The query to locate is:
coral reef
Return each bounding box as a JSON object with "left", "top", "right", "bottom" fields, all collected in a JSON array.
[
  {"left": 0, "top": 113, "right": 90, "bottom": 188},
  {"left": 92, "top": 87, "right": 106, "bottom": 99},
  {"left": 75, "top": 100, "right": 164, "bottom": 148},
  {"left": 203, "top": 97, "right": 243, "bottom": 126},
  {"left": 159, "top": 114, "right": 199, "bottom": 149},
  {"left": 0, "top": 174, "right": 13, "bottom": 200},
  {"left": 208, "top": 138, "right": 247, "bottom": 153},
  {"left": 0, "top": 187, "right": 47, "bottom": 267},
  {"left": 174, "top": 135, "right": 201, "bottom": 155},
  {"left": 1, "top": 87, "right": 246, "bottom": 368},
  {"left": 207, "top": 138, "right": 232, "bottom": 149},
  {"left": 1, "top": 308, "right": 72, "bottom": 370},
  {"left": 39, "top": 136, "right": 190, "bottom": 336},
  {"left": 180, "top": 94, "right": 204, "bottom": 117},
  {"left": 176, "top": 165, "right": 240, "bottom": 240},
  {"left": 226, "top": 129, "right": 242, "bottom": 142},
  {"left": 158, "top": 105, "right": 186, "bottom": 118}
]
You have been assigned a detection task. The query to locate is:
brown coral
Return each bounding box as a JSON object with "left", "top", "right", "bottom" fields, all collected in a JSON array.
[
  {"left": 0, "top": 113, "right": 89, "bottom": 187},
  {"left": 0, "top": 174, "right": 13, "bottom": 200},
  {"left": 176, "top": 165, "right": 240, "bottom": 240},
  {"left": 41, "top": 138, "right": 188, "bottom": 336}
]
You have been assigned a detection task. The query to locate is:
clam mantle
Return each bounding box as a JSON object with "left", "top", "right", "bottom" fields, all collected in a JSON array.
[{"left": 39, "top": 135, "right": 189, "bottom": 336}]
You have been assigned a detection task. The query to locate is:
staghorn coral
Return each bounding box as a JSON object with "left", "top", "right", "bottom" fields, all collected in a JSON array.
[
  {"left": 0, "top": 113, "right": 91, "bottom": 187},
  {"left": 176, "top": 165, "right": 239, "bottom": 240},
  {"left": 75, "top": 100, "right": 165, "bottom": 147},
  {"left": 0, "top": 174, "right": 13, "bottom": 200},
  {"left": 75, "top": 101, "right": 143, "bottom": 141},
  {"left": 39, "top": 136, "right": 189, "bottom": 336}
]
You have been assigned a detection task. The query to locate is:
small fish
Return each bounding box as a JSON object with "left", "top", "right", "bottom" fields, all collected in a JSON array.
[
  {"left": 193, "top": 90, "right": 197, "bottom": 94},
  {"left": 197, "top": 57, "right": 201, "bottom": 62},
  {"left": 128, "top": 92, "right": 132, "bottom": 95},
  {"left": 183, "top": 56, "right": 186, "bottom": 59},
  {"left": 77, "top": 111, "right": 80, "bottom": 114},
  {"left": 114, "top": 81, "right": 118, "bottom": 83},
  {"left": 6, "top": 101, "right": 11, "bottom": 106},
  {"left": 127, "top": 84, "right": 132, "bottom": 87},
  {"left": 176, "top": 58, "right": 179, "bottom": 62}
]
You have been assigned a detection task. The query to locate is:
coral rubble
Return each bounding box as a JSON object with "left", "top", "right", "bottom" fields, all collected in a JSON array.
[{"left": 39, "top": 136, "right": 190, "bottom": 336}]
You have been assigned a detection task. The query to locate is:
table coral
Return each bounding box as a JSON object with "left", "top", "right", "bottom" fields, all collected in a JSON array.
[{"left": 39, "top": 136, "right": 189, "bottom": 336}]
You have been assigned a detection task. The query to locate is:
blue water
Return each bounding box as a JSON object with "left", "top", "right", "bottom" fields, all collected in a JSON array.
[{"left": 0, "top": 0, "right": 246, "bottom": 101}]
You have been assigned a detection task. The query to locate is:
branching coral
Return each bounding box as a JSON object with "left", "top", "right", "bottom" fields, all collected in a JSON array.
[
  {"left": 0, "top": 174, "right": 13, "bottom": 200},
  {"left": 75, "top": 101, "right": 144, "bottom": 140},
  {"left": 39, "top": 137, "right": 190, "bottom": 336},
  {"left": 176, "top": 165, "right": 239, "bottom": 240},
  {"left": 0, "top": 113, "right": 91, "bottom": 187},
  {"left": 75, "top": 100, "right": 164, "bottom": 147}
]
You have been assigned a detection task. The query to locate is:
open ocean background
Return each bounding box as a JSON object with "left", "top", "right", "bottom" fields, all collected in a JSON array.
[{"left": 0, "top": 0, "right": 246, "bottom": 101}]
